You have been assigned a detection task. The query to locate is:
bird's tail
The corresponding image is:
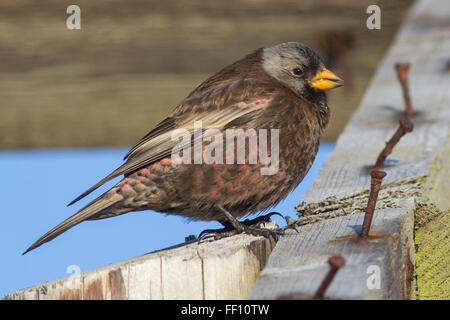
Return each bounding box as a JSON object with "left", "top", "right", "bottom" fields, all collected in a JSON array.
[{"left": 23, "top": 195, "right": 119, "bottom": 255}]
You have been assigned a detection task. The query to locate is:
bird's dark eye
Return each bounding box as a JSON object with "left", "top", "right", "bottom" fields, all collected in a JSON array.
[{"left": 292, "top": 67, "right": 303, "bottom": 76}]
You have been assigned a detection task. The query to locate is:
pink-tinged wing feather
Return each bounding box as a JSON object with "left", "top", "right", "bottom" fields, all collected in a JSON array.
[{"left": 68, "top": 79, "right": 276, "bottom": 206}]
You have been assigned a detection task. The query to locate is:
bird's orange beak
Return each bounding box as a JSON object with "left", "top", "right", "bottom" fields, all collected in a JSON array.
[{"left": 309, "top": 68, "right": 344, "bottom": 90}]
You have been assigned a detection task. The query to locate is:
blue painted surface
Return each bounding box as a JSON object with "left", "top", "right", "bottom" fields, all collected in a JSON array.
[{"left": 0, "top": 142, "right": 334, "bottom": 297}]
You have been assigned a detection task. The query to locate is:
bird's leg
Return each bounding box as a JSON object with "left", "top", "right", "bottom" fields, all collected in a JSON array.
[
  {"left": 198, "top": 206, "right": 290, "bottom": 241},
  {"left": 197, "top": 216, "right": 239, "bottom": 241},
  {"left": 217, "top": 205, "right": 246, "bottom": 232}
]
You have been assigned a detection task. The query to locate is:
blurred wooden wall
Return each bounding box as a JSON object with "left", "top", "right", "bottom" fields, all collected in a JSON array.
[{"left": 0, "top": 0, "right": 413, "bottom": 149}]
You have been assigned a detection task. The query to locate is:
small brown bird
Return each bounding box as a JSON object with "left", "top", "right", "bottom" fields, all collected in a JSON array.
[{"left": 24, "top": 42, "right": 343, "bottom": 254}]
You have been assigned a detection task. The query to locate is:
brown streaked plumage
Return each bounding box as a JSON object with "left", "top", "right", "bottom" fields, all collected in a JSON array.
[{"left": 24, "top": 42, "right": 343, "bottom": 254}]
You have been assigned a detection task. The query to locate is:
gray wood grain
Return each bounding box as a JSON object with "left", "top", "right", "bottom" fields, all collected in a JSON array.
[
  {"left": 250, "top": 200, "right": 415, "bottom": 299},
  {"left": 249, "top": 0, "right": 449, "bottom": 300},
  {"left": 300, "top": 0, "right": 450, "bottom": 204},
  {"left": 6, "top": 226, "right": 276, "bottom": 300}
]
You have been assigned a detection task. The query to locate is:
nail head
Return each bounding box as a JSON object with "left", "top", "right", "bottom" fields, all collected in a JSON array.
[
  {"left": 328, "top": 255, "right": 346, "bottom": 269},
  {"left": 395, "top": 62, "right": 411, "bottom": 81}
]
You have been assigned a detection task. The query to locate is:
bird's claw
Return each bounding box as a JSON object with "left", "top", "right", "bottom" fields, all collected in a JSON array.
[
  {"left": 240, "top": 211, "right": 284, "bottom": 226},
  {"left": 202, "top": 225, "right": 288, "bottom": 242},
  {"left": 198, "top": 227, "right": 238, "bottom": 242},
  {"left": 197, "top": 211, "right": 297, "bottom": 243}
]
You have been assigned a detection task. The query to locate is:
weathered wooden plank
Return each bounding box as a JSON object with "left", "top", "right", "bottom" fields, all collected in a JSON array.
[
  {"left": 250, "top": 200, "right": 415, "bottom": 299},
  {"left": 298, "top": 3, "right": 450, "bottom": 205},
  {"left": 249, "top": 0, "right": 449, "bottom": 300},
  {"left": 6, "top": 224, "right": 276, "bottom": 300}
]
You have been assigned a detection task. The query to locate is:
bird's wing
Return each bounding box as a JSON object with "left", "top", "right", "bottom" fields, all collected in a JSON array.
[{"left": 68, "top": 78, "right": 278, "bottom": 206}]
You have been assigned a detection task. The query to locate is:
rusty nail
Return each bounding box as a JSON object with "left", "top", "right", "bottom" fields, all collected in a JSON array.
[
  {"left": 395, "top": 62, "right": 413, "bottom": 116},
  {"left": 360, "top": 170, "right": 387, "bottom": 239},
  {"left": 313, "top": 255, "right": 346, "bottom": 299},
  {"left": 375, "top": 117, "right": 414, "bottom": 167}
]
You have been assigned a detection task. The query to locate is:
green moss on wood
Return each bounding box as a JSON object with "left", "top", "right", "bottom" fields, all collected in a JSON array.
[
  {"left": 415, "top": 204, "right": 450, "bottom": 300},
  {"left": 423, "top": 134, "right": 450, "bottom": 213}
]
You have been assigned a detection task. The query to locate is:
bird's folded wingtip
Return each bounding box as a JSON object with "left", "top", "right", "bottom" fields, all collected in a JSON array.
[
  {"left": 67, "top": 190, "right": 90, "bottom": 207},
  {"left": 22, "top": 246, "right": 33, "bottom": 255},
  {"left": 23, "top": 239, "right": 43, "bottom": 255}
]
